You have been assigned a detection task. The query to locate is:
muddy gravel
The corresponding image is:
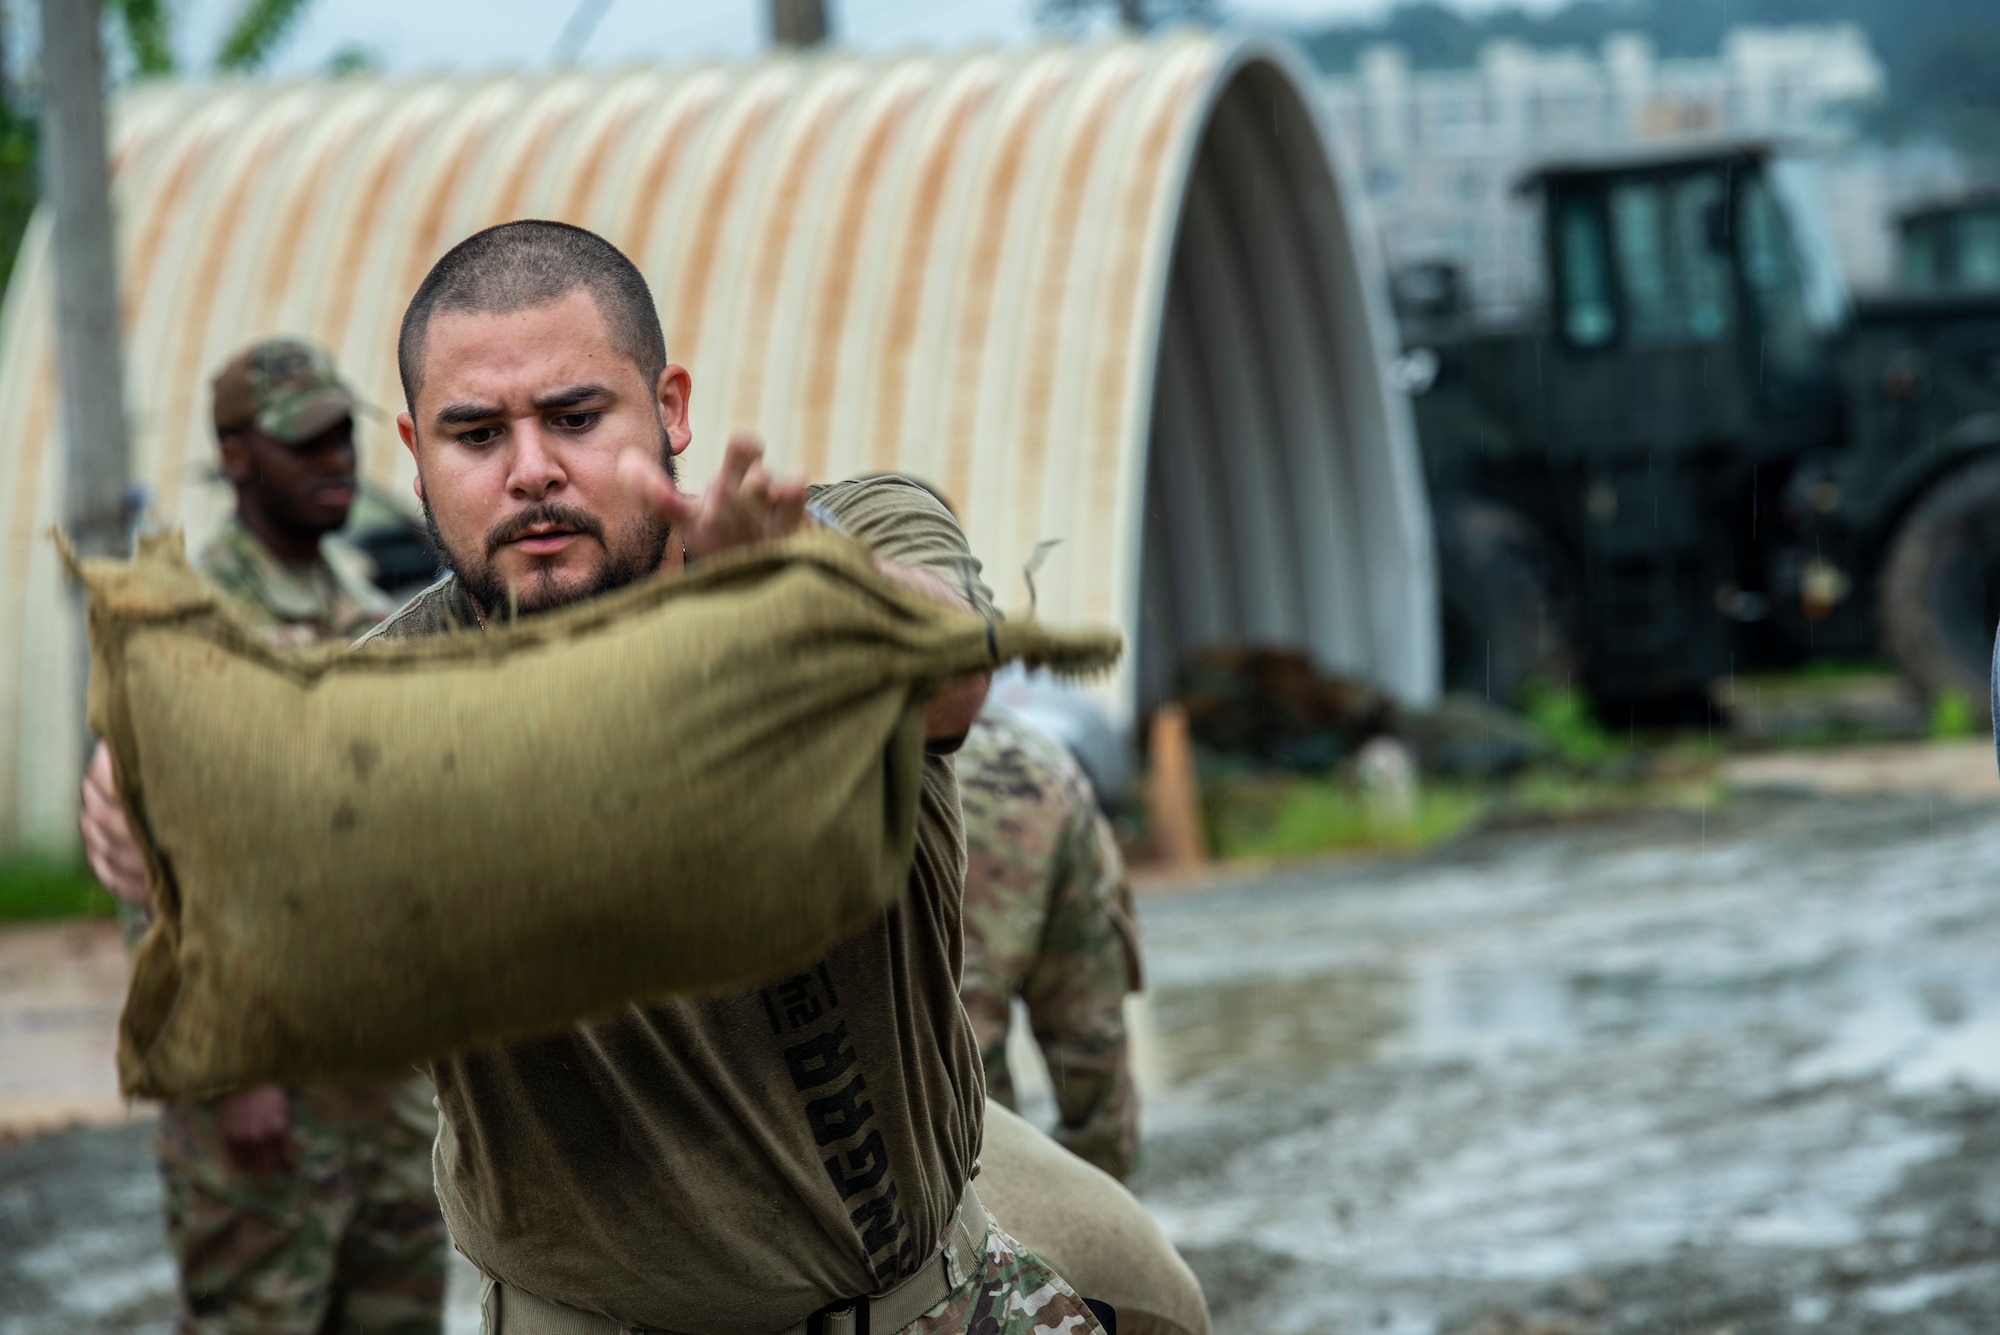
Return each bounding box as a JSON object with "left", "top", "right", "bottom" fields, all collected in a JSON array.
[{"left": 4, "top": 791, "right": 1998, "bottom": 1334}]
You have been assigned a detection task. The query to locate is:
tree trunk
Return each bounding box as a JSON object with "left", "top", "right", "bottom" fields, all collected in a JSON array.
[
  {"left": 770, "top": 0, "right": 829, "bottom": 47},
  {"left": 41, "top": 0, "right": 131, "bottom": 561},
  {"left": 41, "top": 0, "right": 131, "bottom": 841}
]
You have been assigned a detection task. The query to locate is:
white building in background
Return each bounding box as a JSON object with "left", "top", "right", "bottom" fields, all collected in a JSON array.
[{"left": 1321, "top": 25, "right": 1952, "bottom": 315}]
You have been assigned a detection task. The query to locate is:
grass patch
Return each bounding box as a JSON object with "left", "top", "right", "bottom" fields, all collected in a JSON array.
[
  {"left": 1520, "top": 682, "right": 1619, "bottom": 767},
  {"left": 1752, "top": 658, "right": 1896, "bottom": 686},
  {"left": 1930, "top": 689, "right": 1976, "bottom": 740},
  {"left": 1490, "top": 770, "right": 1724, "bottom": 824},
  {"left": 0, "top": 857, "right": 116, "bottom": 922},
  {"left": 1207, "top": 774, "right": 1485, "bottom": 861},
  {"left": 1185, "top": 713, "right": 1728, "bottom": 865}
]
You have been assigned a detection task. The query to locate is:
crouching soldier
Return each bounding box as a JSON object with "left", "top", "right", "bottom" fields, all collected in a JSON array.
[
  {"left": 84, "top": 338, "right": 447, "bottom": 1335},
  {"left": 957, "top": 703, "right": 1143, "bottom": 1179}
]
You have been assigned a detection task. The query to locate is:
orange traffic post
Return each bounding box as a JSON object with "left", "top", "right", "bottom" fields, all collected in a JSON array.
[{"left": 1146, "top": 703, "right": 1208, "bottom": 870}]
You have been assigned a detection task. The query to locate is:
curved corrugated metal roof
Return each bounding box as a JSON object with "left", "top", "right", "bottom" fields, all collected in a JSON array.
[{"left": 0, "top": 33, "right": 1435, "bottom": 850}]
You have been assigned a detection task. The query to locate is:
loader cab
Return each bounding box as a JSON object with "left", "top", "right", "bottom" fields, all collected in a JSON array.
[
  {"left": 1533, "top": 144, "right": 1848, "bottom": 434},
  {"left": 1416, "top": 145, "right": 1854, "bottom": 708},
  {"left": 1898, "top": 193, "right": 2000, "bottom": 297}
]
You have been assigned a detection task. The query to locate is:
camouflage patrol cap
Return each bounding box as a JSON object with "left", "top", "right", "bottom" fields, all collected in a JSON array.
[{"left": 212, "top": 337, "right": 355, "bottom": 445}]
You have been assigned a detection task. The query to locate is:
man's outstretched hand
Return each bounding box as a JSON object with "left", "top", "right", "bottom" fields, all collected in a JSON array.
[
  {"left": 619, "top": 433, "right": 807, "bottom": 558},
  {"left": 80, "top": 741, "right": 148, "bottom": 907},
  {"left": 621, "top": 435, "right": 989, "bottom": 741}
]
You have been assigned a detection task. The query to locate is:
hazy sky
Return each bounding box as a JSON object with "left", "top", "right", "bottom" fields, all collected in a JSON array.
[{"left": 163, "top": 0, "right": 1559, "bottom": 79}]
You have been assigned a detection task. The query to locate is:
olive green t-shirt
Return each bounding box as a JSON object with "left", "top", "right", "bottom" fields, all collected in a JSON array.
[{"left": 365, "top": 477, "right": 992, "bottom": 1333}]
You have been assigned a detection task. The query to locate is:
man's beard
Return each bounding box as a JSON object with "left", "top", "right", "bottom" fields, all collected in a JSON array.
[{"left": 420, "top": 449, "right": 677, "bottom": 619}]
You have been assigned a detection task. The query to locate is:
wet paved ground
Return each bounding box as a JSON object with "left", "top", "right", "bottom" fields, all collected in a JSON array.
[
  {"left": 1128, "top": 793, "right": 2000, "bottom": 1334},
  {"left": 5, "top": 789, "right": 1999, "bottom": 1334}
]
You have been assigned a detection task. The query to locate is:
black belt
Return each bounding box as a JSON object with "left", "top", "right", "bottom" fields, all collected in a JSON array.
[{"left": 484, "top": 1180, "right": 989, "bottom": 1335}]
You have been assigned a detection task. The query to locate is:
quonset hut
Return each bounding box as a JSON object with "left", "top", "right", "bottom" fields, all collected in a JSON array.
[{"left": 0, "top": 33, "right": 1435, "bottom": 850}]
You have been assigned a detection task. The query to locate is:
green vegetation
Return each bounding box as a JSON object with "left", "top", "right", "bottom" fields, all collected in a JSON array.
[
  {"left": 1171, "top": 683, "right": 1734, "bottom": 866},
  {"left": 1193, "top": 756, "right": 1725, "bottom": 864},
  {"left": 1155, "top": 660, "right": 1968, "bottom": 870},
  {"left": 0, "top": 0, "right": 337, "bottom": 311},
  {"left": 1770, "top": 658, "right": 1897, "bottom": 684},
  {"left": 1930, "top": 689, "right": 1976, "bottom": 740},
  {"left": 214, "top": 0, "right": 318, "bottom": 75},
  {"left": 0, "top": 856, "right": 116, "bottom": 922},
  {"left": 1519, "top": 681, "right": 1616, "bottom": 767},
  {"left": 110, "top": 0, "right": 177, "bottom": 78},
  {"left": 106, "top": 0, "right": 318, "bottom": 79},
  {"left": 1205, "top": 773, "right": 1485, "bottom": 861},
  {"left": 1298, "top": 0, "right": 2000, "bottom": 162},
  {"left": 0, "top": 97, "right": 36, "bottom": 300}
]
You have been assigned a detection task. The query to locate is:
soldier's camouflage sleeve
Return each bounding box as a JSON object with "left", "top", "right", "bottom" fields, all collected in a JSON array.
[
  {"left": 958, "top": 710, "right": 1142, "bottom": 1180},
  {"left": 1020, "top": 790, "right": 1142, "bottom": 1180},
  {"left": 195, "top": 520, "right": 392, "bottom": 645},
  {"left": 957, "top": 716, "right": 1050, "bottom": 1112}
]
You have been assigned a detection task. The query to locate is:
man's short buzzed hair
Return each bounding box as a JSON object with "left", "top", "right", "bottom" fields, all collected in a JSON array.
[{"left": 397, "top": 220, "right": 668, "bottom": 410}]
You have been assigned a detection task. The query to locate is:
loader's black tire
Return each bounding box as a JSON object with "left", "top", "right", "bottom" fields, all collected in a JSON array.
[
  {"left": 1880, "top": 456, "right": 2000, "bottom": 719},
  {"left": 1436, "top": 497, "right": 1579, "bottom": 706}
]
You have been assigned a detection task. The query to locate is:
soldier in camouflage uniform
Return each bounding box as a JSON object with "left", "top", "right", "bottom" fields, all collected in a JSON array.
[
  {"left": 956, "top": 703, "right": 1143, "bottom": 1180},
  {"left": 150, "top": 339, "right": 447, "bottom": 1334}
]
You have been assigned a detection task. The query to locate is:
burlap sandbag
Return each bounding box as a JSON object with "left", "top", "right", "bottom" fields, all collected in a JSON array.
[
  {"left": 75, "top": 530, "right": 1118, "bottom": 1101},
  {"left": 979, "top": 1101, "right": 1211, "bottom": 1335}
]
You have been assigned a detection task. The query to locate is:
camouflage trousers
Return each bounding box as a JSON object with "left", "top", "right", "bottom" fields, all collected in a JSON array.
[
  {"left": 903, "top": 1218, "right": 1107, "bottom": 1335},
  {"left": 157, "top": 1077, "right": 447, "bottom": 1335}
]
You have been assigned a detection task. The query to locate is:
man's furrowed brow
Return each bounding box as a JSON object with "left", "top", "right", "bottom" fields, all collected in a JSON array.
[
  {"left": 435, "top": 401, "right": 504, "bottom": 427},
  {"left": 533, "top": 384, "right": 615, "bottom": 411}
]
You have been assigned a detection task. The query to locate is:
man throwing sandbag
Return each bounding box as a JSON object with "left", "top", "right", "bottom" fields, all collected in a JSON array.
[
  {"left": 84, "top": 222, "right": 1110, "bottom": 1335},
  {"left": 83, "top": 338, "right": 448, "bottom": 1334}
]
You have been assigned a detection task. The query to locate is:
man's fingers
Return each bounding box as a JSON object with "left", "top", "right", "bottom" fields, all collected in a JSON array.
[
  {"left": 80, "top": 769, "right": 130, "bottom": 835},
  {"left": 739, "top": 463, "right": 773, "bottom": 517},
  {"left": 617, "top": 449, "right": 699, "bottom": 527},
  {"left": 723, "top": 432, "right": 764, "bottom": 471},
  {"left": 769, "top": 484, "right": 808, "bottom": 539},
  {"left": 718, "top": 434, "right": 763, "bottom": 497},
  {"left": 83, "top": 745, "right": 124, "bottom": 817},
  {"left": 667, "top": 433, "right": 811, "bottom": 556},
  {"left": 79, "top": 771, "right": 113, "bottom": 823},
  {"left": 85, "top": 742, "right": 113, "bottom": 792},
  {"left": 80, "top": 787, "right": 142, "bottom": 872},
  {"left": 78, "top": 751, "right": 149, "bottom": 904}
]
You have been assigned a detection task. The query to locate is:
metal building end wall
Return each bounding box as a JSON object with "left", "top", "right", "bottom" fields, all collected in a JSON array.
[
  {"left": 0, "top": 34, "right": 1434, "bottom": 851},
  {"left": 1139, "top": 53, "right": 1436, "bottom": 718}
]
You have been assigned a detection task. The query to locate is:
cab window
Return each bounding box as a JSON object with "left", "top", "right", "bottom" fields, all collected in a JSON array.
[
  {"left": 1738, "top": 168, "right": 1827, "bottom": 410},
  {"left": 1557, "top": 196, "right": 1616, "bottom": 349},
  {"left": 1608, "top": 171, "right": 1734, "bottom": 346},
  {"left": 1959, "top": 213, "right": 2000, "bottom": 291}
]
